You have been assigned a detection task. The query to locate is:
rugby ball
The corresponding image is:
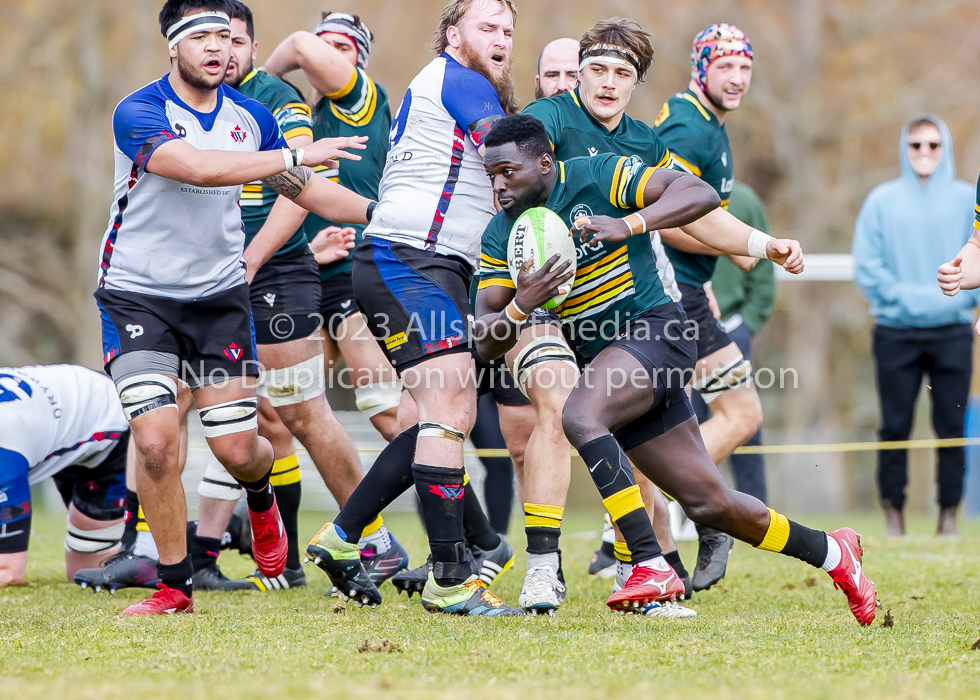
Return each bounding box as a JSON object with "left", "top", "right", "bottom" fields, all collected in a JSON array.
[{"left": 507, "top": 207, "right": 577, "bottom": 309}]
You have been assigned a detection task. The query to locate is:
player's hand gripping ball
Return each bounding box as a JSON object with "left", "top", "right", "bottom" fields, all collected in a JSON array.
[{"left": 508, "top": 207, "right": 577, "bottom": 309}]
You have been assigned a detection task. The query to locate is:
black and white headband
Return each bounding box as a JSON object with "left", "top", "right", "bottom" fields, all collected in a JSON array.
[
  {"left": 167, "top": 11, "right": 230, "bottom": 50},
  {"left": 579, "top": 43, "right": 640, "bottom": 78},
  {"left": 314, "top": 12, "right": 373, "bottom": 68}
]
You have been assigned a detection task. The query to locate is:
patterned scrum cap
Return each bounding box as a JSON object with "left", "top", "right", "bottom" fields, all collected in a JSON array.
[
  {"left": 314, "top": 12, "right": 374, "bottom": 68},
  {"left": 691, "top": 23, "right": 753, "bottom": 92}
]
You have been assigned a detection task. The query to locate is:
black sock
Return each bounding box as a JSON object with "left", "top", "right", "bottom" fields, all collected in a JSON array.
[
  {"left": 222, "top": 511, "right": 242, "bottom": 550},
  {"left": 412, "top": 462, "right": 469, "bottom": 587},
  {"left": 578, "top": 434, "right": 662, "bottom": 563},
  {"left": 470, "top": 395, "right": 515, "bottom": 534},
  {"left": 275, "top": 480, "right": 302, "bottom": 570},
  {"left": 663, "top": 549, "right": 689, "bottom": 579},
  {"left": 784, "top": 521, "right": 828, "bottom": 568},
  {"left": 159, "top": 555, "right": 194, "bottom": 598},
  {"left": 191, "top": 535, "right": 221, "bottom": 572},
  {"left": 334, "top": 425, "right": 420, "bottom": 543},
  {"left": 463, "top": 484, "right": 501, "bottom": 551},
  {"left": 121, "top": 488, "right": 140, "bottom": 551},
  {"left": 236, "top": 468, "right": 274, "bottom": 513},
  {"left": 599, "top": 540, "right": 615, "bottom": 558}
]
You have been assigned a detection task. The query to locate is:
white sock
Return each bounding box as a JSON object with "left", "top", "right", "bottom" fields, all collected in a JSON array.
[
  {"left": 133, "top": 530, "right": 159, "bottom": 560},
  {"left": 358, "top": 524, "right": 392, "bottom": 555},
  {"left": 821, "top": 535, "right": 841, "bottom": 572},
  {"left": 527, "top": 552, "right": 559, "bottom": 572},
  {"left": 615, "top": 560, "right": 633, "bottom": 588},
  {"left": 637, "top": 555, "right": 670, "bottom": 572}
]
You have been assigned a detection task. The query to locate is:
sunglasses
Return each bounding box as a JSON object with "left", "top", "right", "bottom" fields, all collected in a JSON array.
[{"left": 909, "top": 141, "right": 941, "bottom": 151}]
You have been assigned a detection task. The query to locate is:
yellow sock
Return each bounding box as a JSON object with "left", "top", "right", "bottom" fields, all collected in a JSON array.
[
  {"left": 614, "top": 540, "right": 632, "bottom": 563},
  {"left": 362, "top": 515, "right": 385, "bottom": 536},
  {"left": 756, "top": 508, "right": 790, "bottom": 552},
  {"left": 269, "top": 454, "right": 300, "bottom": 487}
]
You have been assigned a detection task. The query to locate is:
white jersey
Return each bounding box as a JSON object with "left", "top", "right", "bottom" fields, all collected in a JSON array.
[
  {"left": 0, "top": 365, "right": 129, "bottom": 485},
  {"left": 98, "top": 77, "right": 287, "bottom": 299},
  {"left": 651, "top": 231, "right": 682, "bottom": 302},
  {"left": 365, "top": 54, "right": 505, "bottom": 267}
]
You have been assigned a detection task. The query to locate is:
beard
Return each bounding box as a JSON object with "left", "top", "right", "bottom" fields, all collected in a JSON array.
[
  {"left": 534, "top": 83, "right": 544, "bottom": 101},
  {"left": 176, "top": 50, "right": 226, "bottom": 91},
  {"left": 225, "top": 60, "right": 252, "bottom": 89},
  {"left": 458, "top": 40, "right": 517, "bottom": 114}
]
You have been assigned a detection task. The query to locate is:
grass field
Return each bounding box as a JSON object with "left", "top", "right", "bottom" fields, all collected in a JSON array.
[{"left": 3, "top": 509, "right": 980, "bottom": 700}]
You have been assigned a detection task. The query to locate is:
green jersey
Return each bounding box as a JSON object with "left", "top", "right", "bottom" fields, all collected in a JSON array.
[
  {"left": 654, "top": 88, "right": 734, "bottom": 286},
  {"left": 235, "top": 69, "right": 314, "bottom": 257},
  {"left": 523, "top": 88, "right": 673, "bottom": 167},
  {"left": 479, "top": 154, "right": 671, "bottom": 358},
  {"left": 305, "top": 64, "right": 391, "bottom": 280}
]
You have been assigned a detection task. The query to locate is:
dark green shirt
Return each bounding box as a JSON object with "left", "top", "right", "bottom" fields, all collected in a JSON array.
[
  {"left": 522, "top": 88, "right": 672, "bottom": 168},
  {"left": 479, "top": 155, "right": 671, "bottom": 358},
  {"left": 654, "top": 88, "right": 734, "bottom": 286},
  {"left": 305, "top": 65, "right": 391, "bottom": 280},
  {"left": 710, "top": 182, "right": 775, "bottom": 334},
  {"left": 235, "top": 68, "right": 314, "bottom": 257}
]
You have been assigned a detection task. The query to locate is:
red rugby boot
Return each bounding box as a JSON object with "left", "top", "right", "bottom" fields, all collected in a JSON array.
[
  {"left": 606, "top": 564, "right": 685, "bottom": 612},
  {"left": 249, "top": 496, "right": 287, "bottom": 578},
  {"left": 121, "top": 586, "right": 193, "bottom": 615},
  {"left": 826, "top": 527, "right": 879, "bottom": 626}
]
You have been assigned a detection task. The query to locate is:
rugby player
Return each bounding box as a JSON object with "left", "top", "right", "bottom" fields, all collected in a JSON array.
[
  {"left": 306, "top": 0, "right": 527, "bottom": 616},
  {"left": 0, "top": 366, "right": 129, "bottom": 587},
  {"left": 480, "top": 114, "right": 880, "bottom": 626},
  {"left": 534, "top": 38, "right": 579, "bottom": 100},
  {"left": 185, "top": 1, "right": 406, "bottom": 594},
  {"left": 938, "top": 174, "right": 980, "bottom": 300},
  {"left": 523, "top": 18, "right": 692, "bottom": 595},
  {"left": 96, "top": 0, "right": 376, "bottom": 614},
  {"left": 652, "top": 24, "right": 764, "bottom": 590}
]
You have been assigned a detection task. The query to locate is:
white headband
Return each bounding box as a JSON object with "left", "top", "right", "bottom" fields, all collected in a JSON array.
[
  {"left": 579, "top": 43, "right": 640, "bottom": 79},
  {"left": 167, "top": 11, "right": 230, "bottom": 50}
]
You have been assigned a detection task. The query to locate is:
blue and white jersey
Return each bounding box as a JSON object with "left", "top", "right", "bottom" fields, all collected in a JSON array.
[
  {"left": 364, "top": 54, "right": 505, "bottom": 267},
  {"left": 98, "top": 76, "right": 287, "bottom": 300},
  {"left": 0, "top": 366, "right": 128, "bottom": 486}
]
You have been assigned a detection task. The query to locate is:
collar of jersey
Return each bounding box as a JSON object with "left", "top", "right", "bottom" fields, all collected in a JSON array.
[
  {"left": 545, "top": 161, "right": 567, "bottom": 210},
  {"left": 682, "top": 88, "right": 716, "bottom": 124},
  {"left": 160, "top": 73, "right": 226, "bottom": 131},
  {"left": 238, "top": 66, "right": 258, "bottom": 88},
  {"left": 571, "top": 87, "right": 626, "bottom": 138}
]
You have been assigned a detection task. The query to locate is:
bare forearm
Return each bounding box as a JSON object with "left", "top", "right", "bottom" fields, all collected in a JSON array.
[
  {"left": 263, "top": 32, "right": 304, "bottom": 77},
  {"left": 148, "top": 142, "right": 291, "bottom": 187},
  {"left": 679, "top": 207, "right": 758, "bottom": 256},
  {"left": 474, "top": 292, "right": 521, "bottom": 361},
  {"left": 288, "top": 175, "right": 371, "bottom": 225},
  {"left": 244, "top": 196, "right": 309, "bottom": 272},
  {"left": 658, "top": 227, "right": 724, "bottom": 255},
  {"left": 639, "top": 177, "right": 720, "bottom": 233},
  {"left": 264, "top": 31, "right": 352, "bottom": 96}
]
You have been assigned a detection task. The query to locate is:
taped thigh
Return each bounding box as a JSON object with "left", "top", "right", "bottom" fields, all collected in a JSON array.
[
  {"left": 692, "top": 354, "right": 753, "bottom": 404},
  {"left": 115, "top": 373, "right": 179, "bottom": 421},
  {"left": 198, "top": 398, "right": 258, "bottom": 438},
  {"left": 257, "top": 354, "right": 325, "bottom": 407},
  {"left": 65, "top": 519, "right": 124, "bottom": 553},
  {"left": 355, "top": 381, "right": 403, "bottom": 417},
  {"left": 512, "top": 335, "right": 578, "bottom": 399},
  {"left": 197, "top": 456, "right": 244, "bottom": 501}
]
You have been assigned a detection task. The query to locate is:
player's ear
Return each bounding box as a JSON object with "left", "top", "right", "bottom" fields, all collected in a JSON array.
[
  {"left": 446, "top": 25, "right": 461, "bottom": 50},
  {"left": 251, "top": 40, "right": 258, "bottom": 62},
  {"left": 539, "top": 153, "right": 554, "bottom": 174}
]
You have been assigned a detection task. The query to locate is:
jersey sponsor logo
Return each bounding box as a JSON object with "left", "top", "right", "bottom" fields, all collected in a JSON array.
[
  {"left": 230, "top": 125, "right": 248, "bottom": 143},
  {"left": 341, "top": 299, "right": 352, "bottom": 309},
  {"left": 0, "top": 374, "right": 33, "bottom": 403},
  {"left": 570, "top": 203, "right": 594, "bottom": 225},
  {"left": 720, "top": 177, "right": 733, "bottom": 194},
  {"left": 263, "top": 293, "right": 276, "bottom": 307},
  {"left": 125, "top": 324, "right": 144, "bottom": 339},
  {"left": 654, "top": 102, "right": 670, "bottom": 127},
  {"left": 174, "top": 123, "right": 187, "bottom": 138},
  {"left": 223, "top": 342, "right": 244, "bottom": 361}
]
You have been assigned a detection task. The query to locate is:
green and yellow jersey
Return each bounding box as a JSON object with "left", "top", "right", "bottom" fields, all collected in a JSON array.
[
  {"left": 653, "top": 88, "right": 734, "bottom": 286},
  {"left": 235, "top": 68, "right": 314, "bottom": 258},
  {"left": 974, "top": 174, "right": 979, "bottom": 233},
  {"left": 523, "top": 88, "right": 672, "bottom": 167},
  {"left": 479, "top": 154, "right": 671, "bottom": 358},
  {"left": 305, "top": 64, "right": 391, "bottom": 280}
]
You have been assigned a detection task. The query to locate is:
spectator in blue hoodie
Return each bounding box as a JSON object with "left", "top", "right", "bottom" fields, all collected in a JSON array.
[{"left": 853, "top": 115, "right": 978, "bottom": 537}]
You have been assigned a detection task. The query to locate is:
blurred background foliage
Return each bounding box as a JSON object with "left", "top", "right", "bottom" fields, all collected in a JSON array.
[{"left": 1, "top": 0, "right": 979, "bottom": 511}]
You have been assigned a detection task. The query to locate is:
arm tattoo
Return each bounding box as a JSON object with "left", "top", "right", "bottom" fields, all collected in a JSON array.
[{"left": 262, "top": 165, "right": 313, "bottom": 200}]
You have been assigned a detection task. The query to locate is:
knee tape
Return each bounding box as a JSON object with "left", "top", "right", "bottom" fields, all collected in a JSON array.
[
  {"left": 198, "top": 398, "right": 258, "bottom": 438},
  {"left": 354, "top": 381, "right": 402, "bottom": 418},
  {"left": 197, "top": 457, "right": 243, "bottom": 501},
  {"left": 692, "top": 354, "right": 752, "bottom": 404},
  {"left": 256, "top": 354, "right": 325, "bottom": 407},
  {"left": 115, "top": 373, "right": 178, "bottom": 420},
  {"left": 418, "top": 422, "right": 466, "bottom": 443},
  {"left": 513, "top": 336, "right": 578, "bottom": 398},
  {"left": 65, "top": 520, "right": 124, "bottom": 553}
]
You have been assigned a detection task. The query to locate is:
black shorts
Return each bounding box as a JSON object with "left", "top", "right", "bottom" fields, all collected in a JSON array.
[
  {"left": 586, "top": 303, "right": 698, "bottom": 451},
  {"left": 95, "top": 284, "right": 258, "bottom": 385},
  {"left": 476, "top": 356, "right": 529, "bottom": 407},
  {"left": 677, "top": 282, "right": 733, "bottom": 359},
  {"left": 53, "top": 432, "right": 129, "bottom": 522},
  {"left": 353, "top": 237, "right": 472, "bottom": 373},
  {"left": 320, "top": 272, "right": 360, "bottom": 339},
  {"left": 249, "top": 248, "right": 321, "bottom": 345}
]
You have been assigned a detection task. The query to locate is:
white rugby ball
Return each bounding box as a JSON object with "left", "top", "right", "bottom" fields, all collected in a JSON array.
[{"left": 507, "top": 207, "right": 577, "bottom": 310}]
